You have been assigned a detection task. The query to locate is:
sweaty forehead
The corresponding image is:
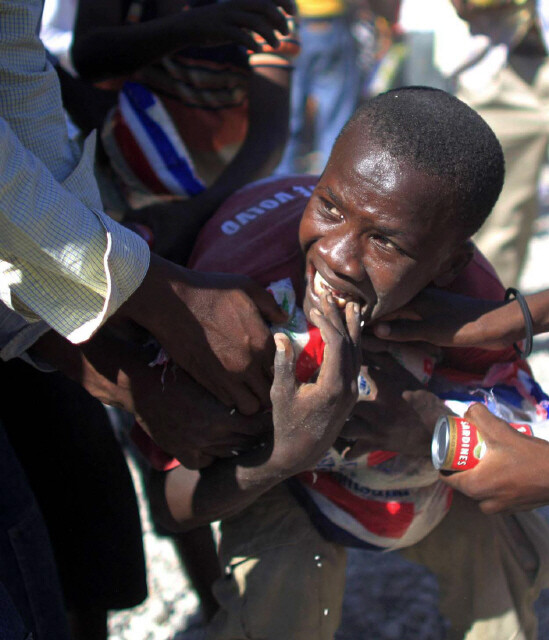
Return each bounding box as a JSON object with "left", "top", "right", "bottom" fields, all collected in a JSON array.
[
  {"left": 327, "top": 140, "right": 444, "bottom": 214},
  {"left": 321, "top": 140, "right": 462, "bottom": 252}
]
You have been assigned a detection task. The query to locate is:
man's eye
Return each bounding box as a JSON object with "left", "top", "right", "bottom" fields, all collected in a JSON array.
[
  {"left": 321, "top": 201, "right": 343, "bottom": 220},
  {"left": 372, "top": 234, "right": 397, "bottom": 250}
]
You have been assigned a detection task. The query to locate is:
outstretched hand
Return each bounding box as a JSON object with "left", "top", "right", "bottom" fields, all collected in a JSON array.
[
  {"left": 441, "top": 403, "right": 549, "bottom": 514},
  {"left": 269, "top": 295, "right": 362, "bottom": 473},
  {"left": 340, "top": 352, "right": 445, "bottom": 459}
]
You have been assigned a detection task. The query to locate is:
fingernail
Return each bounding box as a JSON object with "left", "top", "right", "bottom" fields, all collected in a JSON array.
[
  {"left": 374, "top": 323, "right": 390, "bottom": 337},
  {"left": 353, "top": 303, "right": 360, "bottom": 315},
  {"left": 310, "top": 308, "right": 321, "bottom": 317},
  {"left": 274, "top": 335, "right": 285, "bottom": 351}
]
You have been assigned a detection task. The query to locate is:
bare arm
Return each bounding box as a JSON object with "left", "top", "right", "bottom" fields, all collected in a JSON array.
[
  {"left": 30, "top": 325, "right": 270, "bottom": 469},
  {"left": 72, "top": 0, "right": 293, "bottom": 81},
  {"left": 127, "top": 64, "right": 291, "bottom": 262},
  {"left": 150, "top": 296, "right": 362, "bottom": 531}
]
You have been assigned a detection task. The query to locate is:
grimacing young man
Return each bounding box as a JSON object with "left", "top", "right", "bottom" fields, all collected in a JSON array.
[{"left": 139, "top": 88, "right": 549, "bottom": 640}]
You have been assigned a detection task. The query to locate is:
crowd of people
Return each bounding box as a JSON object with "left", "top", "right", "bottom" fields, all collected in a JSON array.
[{"left": 3, "top": 1, "right": 549, "bottom": 639}]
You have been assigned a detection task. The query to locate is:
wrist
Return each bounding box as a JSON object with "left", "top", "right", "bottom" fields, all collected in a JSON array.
[
  {"left": 475, "top": 299, "right": 523, "bottom": 348},
  {"left": 118, "top": 253, "right": 193, "bottom": 333},
  {"left": 269, "top": 437, "right": 328, "bottom": 476},
  {"left": 30, "top": 330, "right": 130, "bottom": 409}
]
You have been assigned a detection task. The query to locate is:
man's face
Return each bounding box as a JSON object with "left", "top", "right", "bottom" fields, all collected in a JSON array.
[{"left": 299, "top": 136, "right": 461, "bottom": 325}]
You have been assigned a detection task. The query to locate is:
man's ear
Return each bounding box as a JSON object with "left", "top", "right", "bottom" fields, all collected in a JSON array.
[{"left": 432, "top": 240, "right": 475, "bottom": 287}]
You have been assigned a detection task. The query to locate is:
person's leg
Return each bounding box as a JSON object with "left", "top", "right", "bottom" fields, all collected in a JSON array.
[
  {"left": 310, "top": 16, "right": 362, "bottom": 172},
  {"left": 171, "top": 526, "right": 221, "bottom": 622},
  {"left": 399, "top": 491, "right": 549, "bottom": 640},
  {"left": 1, "top": 359, "right": 147, "bottom": 640},
  {"left": 0, "top": 421, "right": 71, "bottom": 640},
  {"left": 206, "top": 482, "right": 347, "bottom": 640},
  {"left": 275, "top": 20, "right": 314, "bottom": 175},
  {"left": 461, "top": 57, "right": 549, "bottom": 287}
]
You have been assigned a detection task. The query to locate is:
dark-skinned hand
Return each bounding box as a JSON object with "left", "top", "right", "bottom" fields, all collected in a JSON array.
[
  {"left": 442, "top": 403, "right": 549, "bottom": 514},
  {"left": 31, "top": 327, "right": 271, "bottom": 470},
  {"left": 340, "top": 350, "right": 448, "bottom": 459},
  {"left": 371, "top": 287, "right": 514, "bottom": 350},
  {"left": 178, "top": 0, "right": 294, "bottom": 51},
  {"left": 119, "top": 254, "right": 288, "bottom": 415},
  {"left": 269, "top": 294, "right": 362, "bottom": 473}
]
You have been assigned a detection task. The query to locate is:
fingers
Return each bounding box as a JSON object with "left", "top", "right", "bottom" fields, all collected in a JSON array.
[
  {"left": 440, "top": 467, "right": 470, "bottom": 492},
  {"left": 228, "top": 11, "right": 282, "bottom": 48},
  {"left": 234, "top": 0, "right": 291, "bottom": 32},
  {"left": 244, "top": 280, "right": 288, "bottom": 325},
  {"left": 345, "top": 300, "right": 362, "bottom": 347},
  {"left": 464, "top": 403, "right": 511, "bottom": 445},
  {"left": 273, "top": 0, "right": 296, "bottom": 16},
  {"left": 217, "top": 23, "right": 261, "bottom": 50},
  {"left": 373, "top": 318, "right": 433, "bottom": 343},
  {"left": 222, "top": 0, "right": 291, "bottom": 47},
  {"left": 402, "top": 389, "right": 446, "bottom": 432},
  {"left": 228, "top": 373, "right": 273, "bottom": 415},
  {"left": 314, "top": 297, "right": 361, "bottom": 391},
  {"left": 270, "top": 332, "right": 297, "bottom": 405}
]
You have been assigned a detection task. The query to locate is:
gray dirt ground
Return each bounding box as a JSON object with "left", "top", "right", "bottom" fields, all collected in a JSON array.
[{"left": 108, "top": 203, "right": 549, "bottom": 640}]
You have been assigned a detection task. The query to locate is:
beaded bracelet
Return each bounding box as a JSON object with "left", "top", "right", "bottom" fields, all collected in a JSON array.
[{"left": 505, "top": 287, "right": 534, "bottom": 358}]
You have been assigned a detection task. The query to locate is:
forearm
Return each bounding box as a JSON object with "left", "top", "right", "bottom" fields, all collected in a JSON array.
[
  {"left": 129, "top": 68, "right": 291, "bottom": 261},
  {"left": 27, "top": 327, "right": 144, "bottom": 411},
  {"left": 198, "top": 67, "right": 291, "bottom": 212},
  {"left": 72, "top": 16, "right": 193, "bottom": 81},
  {"left": 475, "top": 290, "right": 549, "bottom": 347},
  {"left": 527, "top": 290, "right": 549, "bottom": 337},
  {"left": 158, "top": 437, "right": 319, "bottom": 530}
]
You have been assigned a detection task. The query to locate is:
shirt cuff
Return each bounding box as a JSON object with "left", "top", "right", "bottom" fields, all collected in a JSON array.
[{"left": 66, "top": 212, "right": 151, "bottom": 344}]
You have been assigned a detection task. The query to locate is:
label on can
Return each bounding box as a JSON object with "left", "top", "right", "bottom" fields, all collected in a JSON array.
[
  {"left": 431, "top": 415, "right": 537, "bottom": 471},
  {"left": 432, "top": 416, "right": 483, "bottom": 471}
]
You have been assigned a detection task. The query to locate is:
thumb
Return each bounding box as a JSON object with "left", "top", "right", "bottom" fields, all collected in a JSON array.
[
  {"left": 464, "top": 403, "right": 512, "bottom": 445},
  {"left": 270, "top": 333, "right": 297, "bottom": 403},
  {"left": 373, "top": 318, "right": 434, "bottom": 343},
  {"left": 245, "top": 282, "right": 288, "bottom": 325}
]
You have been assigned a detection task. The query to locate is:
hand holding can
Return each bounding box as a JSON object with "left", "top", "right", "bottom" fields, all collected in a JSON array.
[
  {"left": 432, "top": 413, "right": 549, "bottom": 471},
  {"left": 435, "top": 403, "right": 549, "bottom": 514}
]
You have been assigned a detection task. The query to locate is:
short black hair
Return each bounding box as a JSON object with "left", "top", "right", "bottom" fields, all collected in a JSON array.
[{"left": 337, "top": 86, "right": 505, "bottom": 239}]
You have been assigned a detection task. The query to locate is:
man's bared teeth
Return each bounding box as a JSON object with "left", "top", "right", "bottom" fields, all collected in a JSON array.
[{"left": 313, "top": 271, "right": 352, "bottom": 308}]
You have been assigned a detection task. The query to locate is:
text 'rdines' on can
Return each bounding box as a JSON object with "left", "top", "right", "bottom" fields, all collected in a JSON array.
[{"left": 431, "top": 414, "right": 538, "bottom": 471}]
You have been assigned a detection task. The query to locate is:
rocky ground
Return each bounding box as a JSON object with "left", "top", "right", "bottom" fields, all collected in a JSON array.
[{"left": 108, "top": 202, "right": 549, "bottom": 640}]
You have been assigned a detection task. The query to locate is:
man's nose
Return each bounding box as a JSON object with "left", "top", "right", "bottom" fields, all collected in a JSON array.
[{"left": 318, "top": 231, "right": 365, "bottom": 281}]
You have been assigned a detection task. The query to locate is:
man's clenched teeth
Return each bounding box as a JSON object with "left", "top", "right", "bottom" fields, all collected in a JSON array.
[{"left": 313, "top": 270, "right": 357, "bottom": 308}]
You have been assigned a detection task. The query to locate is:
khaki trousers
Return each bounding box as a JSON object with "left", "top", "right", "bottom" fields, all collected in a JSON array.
[{"left": 206, "top": 484, "right": 549, "bottom": 640}]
